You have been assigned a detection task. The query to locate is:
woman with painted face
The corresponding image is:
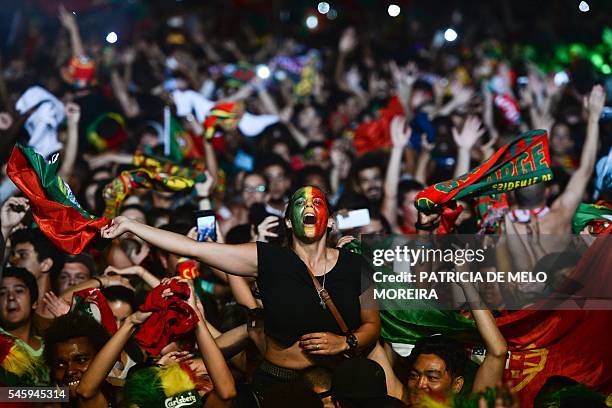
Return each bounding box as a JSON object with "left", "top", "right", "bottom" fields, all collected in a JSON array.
[{"left": 101, "top": 185, "right": 380, "bottom": 397}]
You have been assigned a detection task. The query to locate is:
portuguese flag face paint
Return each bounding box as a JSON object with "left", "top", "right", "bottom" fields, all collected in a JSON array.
[
  {"left": 7, "top": 144, "right": 108, "bottom": 254},
  {"left": 290, "top": 186, "right": 329, "bottom": 243}
]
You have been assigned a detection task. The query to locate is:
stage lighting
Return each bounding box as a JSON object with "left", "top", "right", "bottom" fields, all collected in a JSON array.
[
  {"left": 444, "top": 28, "right": 458, "bottom": 42},
  {"left": 388, "top": 4, "right": 401, "bottom": 17},
  {"left": 106, "top": 32, "right": 118, "bottom": 44},
  {"left": 579, "top": 1, "right": 590, "bottom": 12},
  {"left": 306, "top": 15, "right": 319, "bottom": 29},
  {"left": 327, "top": 8, "right": 338, "bottom": 20},
  {"left": 318, "top": 2, "right": 330, "bottom": 14},
  {"left": 256, "top": 65, "right": 271, "bottom": 79}
]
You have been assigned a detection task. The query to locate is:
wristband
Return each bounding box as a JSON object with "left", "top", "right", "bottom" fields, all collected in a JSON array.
[
  {"left": 200, "top": 280, "right": 215, "bottom": 294},
  {"left": 92, "top": 277, "right": 103, "bottom": 288}
]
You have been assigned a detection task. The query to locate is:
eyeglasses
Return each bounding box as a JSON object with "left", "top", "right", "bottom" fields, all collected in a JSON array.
[{"left": 244, "top": 185, "right": 266, "bottom": 193}]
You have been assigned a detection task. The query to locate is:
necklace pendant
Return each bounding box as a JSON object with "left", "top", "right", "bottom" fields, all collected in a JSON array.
[{"left": 320, "top": 298, "right": 326, "bottom": 309}]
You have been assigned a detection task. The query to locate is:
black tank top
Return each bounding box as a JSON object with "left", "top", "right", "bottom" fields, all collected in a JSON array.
[{"left": 256, "top": 242, "right": 373, "bottom": 347}]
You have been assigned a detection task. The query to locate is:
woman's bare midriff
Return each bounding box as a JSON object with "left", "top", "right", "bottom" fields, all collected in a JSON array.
[{"left": 264, "top": 335, "right": 345, "bottom": 370}]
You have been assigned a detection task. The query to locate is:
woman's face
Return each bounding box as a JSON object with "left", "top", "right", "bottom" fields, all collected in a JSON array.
[
  {"left": 551, "top": 123, "right": 573, "bottom": 154},
  {"left": 289, "top": 186, "right": 329, "bottom": 243}
]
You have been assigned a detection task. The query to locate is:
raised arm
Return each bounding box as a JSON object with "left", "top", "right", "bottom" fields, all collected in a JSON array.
[
  {"left": 186, "top": 282, "right": 236, "bottom": 403},
  {"left": 101, "top": 216, "right": 258, "bottom": 277},
  {"left": 60, "top": 274, "right": 133, "bottom": 303},
  {"left": 452, "top": 116, "right": 485, "bottom": 178},
  {"left": 76, "top": 311, "right": 151, "bottom": 405},
  {"left": 59, "top": 5, "right": 84, "bottom": 57},
  {"left": 414, "top": 134, "right": 435, "bottom": 185},
  {"left": 367, "top": 341, "right": 406, "bottom": 402},
  {"left": 58, "top": 103, "right": 80, "bottom": 179},
  {"left": 382, "top": 116, "right": 412, "bottom": 231},
  {"left": 458, "top": 279, "right": 507, "bottom": 394},
  {"left": 551, "top": 85, "right": 605, "bottom": 217},
  {"left": 104, "top": 265, "right": 161, "bottom": 289},
  {"left": 335, "top": 28, "right": 358, "bottom": 94}
]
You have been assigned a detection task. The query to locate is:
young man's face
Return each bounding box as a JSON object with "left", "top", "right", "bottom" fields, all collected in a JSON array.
[
  {"left": 357, "top": 167, "right": 383, "bottom": 203},
  {"left": 264, "top": 164, "right": 290, "bottom": 201},
  {"left": 406, "top": 353, "right": 461, "bottom": 405},
  {"left": 10, "top": 242, "right": 47, "bottom": 279},
  {"left": 0, "top": 277, "right": 35, "bottom": 329},
  {"left": 51, "top": 336, "right": 97, "bottom": 398},
  {"left": 58, "top": 262, "right": 91, "bottom": 294},
  {"left": 400, "top": 190, "right": 420, "bottom": 225}
]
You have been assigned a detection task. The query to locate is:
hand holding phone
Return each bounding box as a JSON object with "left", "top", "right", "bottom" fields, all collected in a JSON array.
[{"left": 256, "top": 216, "right": 280, "bottom": 242}]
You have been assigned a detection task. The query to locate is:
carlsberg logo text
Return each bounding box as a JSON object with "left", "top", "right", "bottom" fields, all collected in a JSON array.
[{"left": 165, "top": 393, "right": 197, "bottom": 408}]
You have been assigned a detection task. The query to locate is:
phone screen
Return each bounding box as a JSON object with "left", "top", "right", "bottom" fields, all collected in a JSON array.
[
  {"left": 196, "top": 210, "right": 217, "bottom": 242},
  {"left": 336, "top": 209, "right": 371, "bottom": 230}
]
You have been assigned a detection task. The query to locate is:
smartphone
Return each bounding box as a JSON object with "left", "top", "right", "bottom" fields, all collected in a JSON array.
[
  {"left": 196, "top": 210, "right": 217, "bottom": 242},
  {"left": 336, "top": 209, "right": 371, "bottom": 230}
]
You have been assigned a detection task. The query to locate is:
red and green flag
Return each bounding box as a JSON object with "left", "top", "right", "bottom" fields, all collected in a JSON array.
[
  {"left": 163, "top": 108, "right": 205, "bottom": 162},
  {"left": 380, "top": 233, "right": 612, "bottom": 407},
  {"left": 7, "top": 144, "right": 108, "bottom": 254},
  {"left": 70, "top": 288, "right": 118, "bottom": 335},
  {"left": 415, "top": 129, "right": 553, "bottom": 214},
  {"left": 353, "top": 95, "right": 404, "bottom": 155},
  {"left": 572, "top": 201, "right": 612, "bottom": 233},
  {"left": 496, "top": 233, "right": 612, "bottom": 406}
]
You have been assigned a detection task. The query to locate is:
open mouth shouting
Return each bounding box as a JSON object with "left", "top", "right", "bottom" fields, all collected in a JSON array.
[
  {"left": 303, "top": 213, "right": 316, "bottom": 225},
  {"left": 290, "top": 186, "right": 329, "bottom": 242}
]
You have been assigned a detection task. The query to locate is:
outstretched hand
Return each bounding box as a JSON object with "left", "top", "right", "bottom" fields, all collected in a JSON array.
[
  {"left": 452, "top": 116, "right": 485, "bottom": 150},
  {"left": 585, "top": 84, "right": 606, "bottom": 119},
  {"left": 1, "top": 197, "right": 29, "bottom": 239},
  {"left": 42, "top": 292, "right": 70, "bottom": 318},
  {"left": 58, "top": 4, "right": 77, "bottom": 31},
  {"left": 338, "top": 27, "right": 357, "bottom": 54},
  {"left": 100, "top": 216, "right": 132, "bottom": 239},
  {"left": 390, "top": 116, "right": 412, "bottom": 149},
  {"left": 336, "top": 235, "right": 356, "bottom": 249},
  {"left": 126, "top": 311, "right": 152, "bottom": 326}
]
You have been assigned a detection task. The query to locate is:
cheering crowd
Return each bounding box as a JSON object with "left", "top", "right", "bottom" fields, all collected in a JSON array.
[{"left": 0, "top": 2, "right": 611, "bottom": 407}]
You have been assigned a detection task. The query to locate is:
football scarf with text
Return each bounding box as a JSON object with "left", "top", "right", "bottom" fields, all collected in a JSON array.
[{"left": 415, "top": 129, "right": 552, "bottom": 214}]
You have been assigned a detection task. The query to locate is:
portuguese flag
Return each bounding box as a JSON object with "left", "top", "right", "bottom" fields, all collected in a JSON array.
[
  {"left": 7, "top": 144, "right": 108, "bottom": 254},
  {"left": 379, "top": 233, "right": 612, "bottom": 406}
]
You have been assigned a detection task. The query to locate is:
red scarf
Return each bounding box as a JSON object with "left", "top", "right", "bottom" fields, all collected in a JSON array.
[{"left": 134, "top": 280, "right": 199, "bottom": 356}]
